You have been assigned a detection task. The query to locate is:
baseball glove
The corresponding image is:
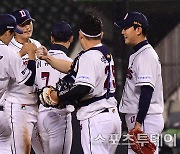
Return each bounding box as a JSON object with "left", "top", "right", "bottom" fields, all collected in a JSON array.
[
  {"left": 39, "top": 86, "right": 59, "bottom": 107},
  {"left": 128, "top": 128, "right": 156, "bottom": 154}
]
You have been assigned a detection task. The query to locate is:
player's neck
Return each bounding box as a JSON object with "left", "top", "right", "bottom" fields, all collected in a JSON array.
[
  {"left": 54, "top": 42, "right": 70, "bottom": 49},
  {"left": 83, "top": 40, "right": 101, "bottom": 51},
  {"left": 15, "top": 36, "right": 30, "bottom": 44},
  {"left": 134, "top": 37, "right": 147, "bottom": 46}
]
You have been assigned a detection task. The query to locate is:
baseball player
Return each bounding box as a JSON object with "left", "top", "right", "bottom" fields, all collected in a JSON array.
[
  {"left": 39, "top": 14, "right": 122, "bottom": 154},
  {"left": 3, "top": 9, "right": 42, "bottom": 154},
  {"left": 115, "top": 12, "right": 164, "bottom": 154},
  {"left": 34, "top": 21, "right": 74, "bottom": 154},
  {"left": 0, "top": 13, "right": 37, "bottom": 154}
]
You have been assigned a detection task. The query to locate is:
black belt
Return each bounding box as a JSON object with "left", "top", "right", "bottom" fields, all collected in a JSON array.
[
  {"left": 0, "top": 105, "right": 4, "bottom": 111},
  {"left": 78, "top": 92, "right": 114, "bottom": 108}
]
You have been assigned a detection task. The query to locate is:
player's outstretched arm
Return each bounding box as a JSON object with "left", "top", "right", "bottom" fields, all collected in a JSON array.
[
  {"left": 45, "top": 55, "right": 72, "bottom": 73},
  {"left": 36, "top": 46, "right": 72, "bottom": 73}
]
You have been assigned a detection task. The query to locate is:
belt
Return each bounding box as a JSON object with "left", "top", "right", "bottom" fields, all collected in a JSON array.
[
  {"left": 78, "top": 92, "right": 114, "bottom": 108},
  {"left": 0, "top": 105, "right": 4, "bottom": 111},
  {"left": 101, "top": 108, "right": 109, "bottom": 113}
]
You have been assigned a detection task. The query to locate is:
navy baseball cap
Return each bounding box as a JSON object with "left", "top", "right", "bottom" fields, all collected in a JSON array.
[
  {"left": 51, "top": 21, "right": 73, "bottom": 41},
  {"left": 12, "top": 9, "right": 35, "bottom": 25},
  {"left": 115, "top": 12, "right": 148, "bottom": 29},
  {"left": 0, "top": 14, "right": 23, "bottom": 34}
]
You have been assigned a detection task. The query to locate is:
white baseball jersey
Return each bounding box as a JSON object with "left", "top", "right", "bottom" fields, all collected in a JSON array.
[
  {"left": 36, "top": 46, "right": 73, "bottom": 113},
  {"left": 119, "top": 44, "right": 164, "bottom": 114},
  {"left": 4, "top": 37, "right": 41, "bottom": 105},
  {"left": 33, "top": 45, "right": 73, "bottom": 154},
  {"left": 75, "top": 43, "right": 117, "bottom": 120},
  {"left": 0, "top": 40, "right": 32, "bottom": 100},
  {"left": 0, "top": 40, "right": 32, "bottom": 154}
]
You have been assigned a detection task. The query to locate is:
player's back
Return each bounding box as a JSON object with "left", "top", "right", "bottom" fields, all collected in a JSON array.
[
  {"left": 36, "top": 46, "right": 73, "bottom": 112},
  {"left": 75, "top": 46, "right": 117, "bottom": 120},
  {"left": 4, "top": 37, "right": 41, "bottom": 105}
]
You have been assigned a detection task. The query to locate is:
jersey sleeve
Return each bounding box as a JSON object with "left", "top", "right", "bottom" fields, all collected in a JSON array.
[
  {"left": 75, "top": 53, "right": 95, "bottom": 89},
  {"left": 8, "top": 49, "right": 32, "bottom": 85},
  {"left": 135, "top": 51, "right": 157, "bottom": 88}
]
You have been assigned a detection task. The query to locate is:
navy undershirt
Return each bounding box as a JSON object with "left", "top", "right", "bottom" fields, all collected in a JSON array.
[
  {"left": 25, "top": 60, "right": 36, "bottom": 86},
  {"left": 50, "top": 44, "right": 68, "bottom": 54},
  {"left": 58, "top": 85, "right": 91, "bottom": 105},
  {"left": 133, "top": 40, "right": 149, "bottom": 52},
  {"left": 136, "top": 85, "right": 154, "bottom": 124}
]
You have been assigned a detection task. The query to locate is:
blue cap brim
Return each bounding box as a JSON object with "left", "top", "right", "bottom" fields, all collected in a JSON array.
[
  {"left": 14, "top": 27, "right": 23, "bottom": 34},
  {"left": 19, "top": 18, "right": 35, "bottom": 25},
  {"left": 114, "top": 20, "right": 132, "bottom": 29}
]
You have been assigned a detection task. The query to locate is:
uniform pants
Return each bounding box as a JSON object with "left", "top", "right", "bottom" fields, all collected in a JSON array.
[
  {"left": 125, "top": 113, "right": 164, "bottom": 154},
  {"left": 80, "top": 107, "right": 122, "bottom": 154},
  {"left": 0, "top": 111, "right": 11, "bottom": 154},
  {"left": 4, "top": 101, "right": 38, "bottom": 154},
  {"left": 33, "top": 110, "right": 72, "bottom": 154}
]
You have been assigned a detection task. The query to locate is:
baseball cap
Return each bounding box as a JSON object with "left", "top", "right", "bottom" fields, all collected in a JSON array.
[
  {"left": 51, "top": 21, "right": 73, "bottom": 41},
  {"left": 0, "top": 14, "right": 23, "bottom": 34},
  {"left": 80, "top": 14, "right": 102, "bottom": 37},
  {"left": 115, "top": 12, "right": 148, "bottom": 29},
  {"left": 12, "top": 9, "right": 35, "bottom": 25}
]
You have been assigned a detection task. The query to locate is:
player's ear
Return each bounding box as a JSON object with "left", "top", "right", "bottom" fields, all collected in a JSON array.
[
  {"left": 100, "top": 32, "right": 104, "bottom": 39},
  {"left": 136, "top": 27, "right": 142, "bottom": 36},
  {"left": 50, "top": 36, "right": 55, "bottom": 44},
  {"left": 69, "top": 36, "right": 74, "bottom": 43},
  {"left": 79, "top": 31, "right": 84, "bottom": 40}
]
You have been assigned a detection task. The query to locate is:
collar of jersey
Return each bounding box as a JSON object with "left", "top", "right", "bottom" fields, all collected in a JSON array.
[
  {"left": 85, "top": 43, "right": 103, "bottom": 52},
  {"left": 94, "top": 43, "right": 103, "bottom": 47},
  {"left": 133, "top": 40, "right": 149, "bottom": 52},
  {"left": 50, "top": 44, "right": 68, "bottom": 54},
  {"left": 10, "top": 37, "right": 33, "bottom": 49}
]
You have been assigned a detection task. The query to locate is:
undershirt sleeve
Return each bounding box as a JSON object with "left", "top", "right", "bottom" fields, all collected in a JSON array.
[{"left": 136, "top": 85, "right": 154, "bottom": 124}]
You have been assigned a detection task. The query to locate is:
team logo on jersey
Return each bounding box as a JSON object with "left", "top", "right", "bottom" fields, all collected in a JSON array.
[
  {"left": 0, "top": 56, "right": 3, "bottom": 60},
  {"left": 101, "top": 56, "right": 107, "bottom": 63},
  {"left": 126, "top": 67, "right": 133, "bottom": 79}
]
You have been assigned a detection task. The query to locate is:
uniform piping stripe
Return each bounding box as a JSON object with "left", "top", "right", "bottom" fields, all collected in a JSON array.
[
  {"left": 18, "top": 70, "right": 31, "bottom": 84},
  {"left": 49, "top": 53, "right": 63, "bottom": 56},
  {"left": 136, "top": 82, "right": 155, "bottom": 88},
  {"left": 10, "top": 41, "right": 22, "bottom": 49},
  {"left": 62, "top": 114, "right": 68, "bottom": 154},
  {"left": 88, "top": 118, "right": 93, "bottom": 154},
  {"left": 75, "top": 81, "right": 95, "bottom": 88},
  {"left": 10, "top": 103, "right": 17, "bottom": 154}
]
